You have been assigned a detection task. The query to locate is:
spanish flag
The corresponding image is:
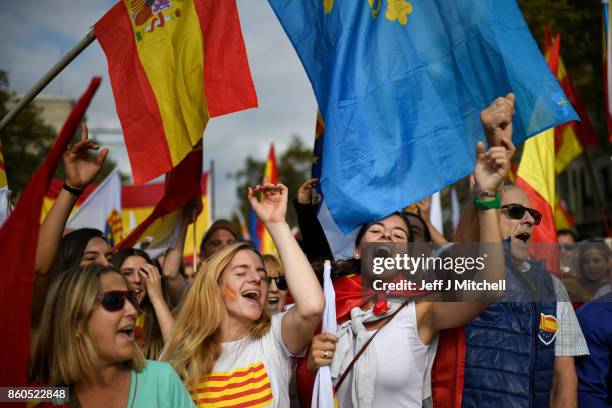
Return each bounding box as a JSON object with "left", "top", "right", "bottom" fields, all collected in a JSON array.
[
  {"left": 94, "top": 0, "right": 258, "bottom": 184},
  {"left": 543, "top": 29, "right": 597, "bottom": 174},
  {"left": 249, "top": 144, "right": 278, "bottom": 254},
  {"left": 115, "top": 149, "right": 204, "bottom": 258}
]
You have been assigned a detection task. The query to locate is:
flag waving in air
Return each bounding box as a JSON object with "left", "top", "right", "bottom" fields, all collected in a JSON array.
[
  {"left": 95, "top": 0, "right": 258, "bottom": 184},
  {"left": 0, "top": 78, "right": 102, "bottom": 387},
  {"left": 249, "top": 144, "right": 278, "bottom": 254},
  {"left": 268, "top": 0, "right": 578, "bottom": 232},
  {"left": 543, "top": 29, "right": 598, "bottom": 174}
]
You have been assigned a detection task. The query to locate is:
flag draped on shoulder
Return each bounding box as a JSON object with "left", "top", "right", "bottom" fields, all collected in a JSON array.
[
  {"left": 115, "top": 149, "right": 203, "bottom": 258},
  {"left": 268, "top": 0, "right": 577, "bottom": 232},
  {"left": 94, "top": 0, "right": 258, "bottom": 184},
  {"left": 0, "top": 77, "right": 101, "bottom": 387}
]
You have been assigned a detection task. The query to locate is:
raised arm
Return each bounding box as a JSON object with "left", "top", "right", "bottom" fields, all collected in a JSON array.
[
  {"left": 139, "top": 263, "right": 175, "bottom": 344},
  {"left": 248, "top": 183, "right": 325, "bottom": 354},
  {"left": 455, "top": 94, "right": 515, "bottom": 243},
  {"left": 293, "top": 178, "right": 332, "bottom": 261},
  {"left": 35, "top": 123, "right": 108, "bottom": 274},
  {"left": 427, "top": 142, "right": 507, "bottom": 333},
  {"left": 415, "top": 197, "right": 448, "bottom": 248},
  {"left": 159, "top": 204, "right": 193, "bottom": 305}
]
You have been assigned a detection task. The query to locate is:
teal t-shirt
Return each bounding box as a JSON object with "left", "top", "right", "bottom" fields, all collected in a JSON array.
[{"left": 127, "top": 360, "right": 194, "bottom": 408}]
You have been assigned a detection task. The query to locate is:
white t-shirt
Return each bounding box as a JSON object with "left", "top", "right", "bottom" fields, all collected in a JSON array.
[
  {"left": 336, "top": 302, "right": 429, "bottom": 408},
  {"left": 189, "top": 313, "right": 298, "bottom": 407}
]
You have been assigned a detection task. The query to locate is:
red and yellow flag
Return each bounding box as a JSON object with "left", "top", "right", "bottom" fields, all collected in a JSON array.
[
  {"left": 0, "top": 143, "right": 7, "bottom": 189},
  {"left": 249, "top": 144, "right": 279, "bottom": 254},
  {"left": 190, "top": 362, "right": 274, "bottom": 407},
  {"left": 94, "top": 0, "right": 258, "bottom": 184},
  {"left": 554, "top": 196, "right": 575, "bottom": 231},
  {"left": 43, "top": 172, "right": 209, "bottom": 259},
  {"left": 543, "top": 30, "right": 598, "bottom": 173}
]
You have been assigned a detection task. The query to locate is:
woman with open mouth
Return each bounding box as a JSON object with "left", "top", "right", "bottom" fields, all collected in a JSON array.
[
  {"left": 32, "top": 264, "right": 194, "bottom": 407},
  {"left": 111, "top": 248, "right": 175, "bottom": 360},
  {"left": 163, "top": 182, "right": 325, "bottom": 407},
  {"left": 263, "top": 254, "right": 289, "bottom": 314}
]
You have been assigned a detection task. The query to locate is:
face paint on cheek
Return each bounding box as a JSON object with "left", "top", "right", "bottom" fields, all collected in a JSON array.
[{"left": 223, "top": 284, "right": 237, "bottom": 301}]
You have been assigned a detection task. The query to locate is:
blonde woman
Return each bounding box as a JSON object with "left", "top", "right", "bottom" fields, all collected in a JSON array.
[
  {"left": 262, "top": 254, "right": 289, "bottom": 314},
  {"left": 33, "top": 264, "right": 194, "bottom": 407},
  {"left": 163, "top": 183, "right": 325, "bottom": 407}
]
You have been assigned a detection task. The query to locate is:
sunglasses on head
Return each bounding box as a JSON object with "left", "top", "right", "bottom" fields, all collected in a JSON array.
[
  {"left": 501, "top": 204, "right": 542, "bottom": 225},
  {"left": 97, "top": 290, "right": 138, "bottom": 312},
  {"left": 266, "top": 276, "right": 288, "bottom": 291}
]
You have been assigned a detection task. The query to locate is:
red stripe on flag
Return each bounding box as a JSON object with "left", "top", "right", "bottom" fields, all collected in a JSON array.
[
  {"left": 116, "top": 150, "right": 203, "bottom": 250},
  {"left": 196, "top": 372, "right": 268, "bottom": 393},
  {"left": 196, "top": 382, "right": 271, "bottom": 403},
  {"left": 0, "top": 78, "right": 101, "bottom": 388},
  {"left": 192, "top": 0, "right": 258, "bottom": 118},
  {"left": 122, "top": 182, "right": 165, "bottom": 207},
  {"left": 195, "top": 391, "right": 273, "bottom": 407},
  {"left": 204, "top": 364, "right": 266, "bottom": 382},
  {"left": 94, "top": 3, "right": 173, "bottom": 184}
]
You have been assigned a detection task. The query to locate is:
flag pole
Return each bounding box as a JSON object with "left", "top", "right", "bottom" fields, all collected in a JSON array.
[{"left": 0, "top": 30, "right": 97, "bottom": 133}]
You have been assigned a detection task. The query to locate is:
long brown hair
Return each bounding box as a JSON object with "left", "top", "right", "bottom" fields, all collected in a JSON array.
[
  {"left": 163, "top": 242, "right": 271, "bottom": 386},
  {"left": 33, "top": 265, "right": 144, "bottom": 386}
]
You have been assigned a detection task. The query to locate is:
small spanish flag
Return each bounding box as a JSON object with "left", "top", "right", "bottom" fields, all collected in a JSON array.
[{"left": 95, "top": 0, "right": 258, "bottom": 184}]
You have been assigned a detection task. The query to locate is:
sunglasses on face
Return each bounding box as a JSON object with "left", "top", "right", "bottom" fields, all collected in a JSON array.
[
  {"left": 560, "top": 244, "right": 574, "bottom": 252},
  {"left": 97, "top": 290, "right": 139, "bottom": 312},
  {"left": 266, "top": 276, "right": 288, "bottom": 291},
  {"left": 501, "top": 204, "right": 542, "bottom": 225}
]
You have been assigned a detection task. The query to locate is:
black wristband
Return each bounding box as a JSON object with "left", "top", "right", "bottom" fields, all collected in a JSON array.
[{"left": 63, "top": 183, "right": 84, "bottom": 197}]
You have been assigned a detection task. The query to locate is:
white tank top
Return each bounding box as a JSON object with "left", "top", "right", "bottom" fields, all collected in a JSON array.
[{"left": 336, "top": 302, "right": 429, "bottom": 408}]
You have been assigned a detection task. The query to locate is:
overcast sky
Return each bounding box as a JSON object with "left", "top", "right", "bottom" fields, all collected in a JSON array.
[{"left": 0, "top": 0, "right": 317, "bottom": 220}]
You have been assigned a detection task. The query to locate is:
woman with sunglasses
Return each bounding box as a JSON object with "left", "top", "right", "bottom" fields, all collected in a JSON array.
[
  {"left": 33, "top": 264, "right": 194, "bottom": 407},
  {"left": 163, "top": 183, "right": 324, "bottom": 407},
  {"left": 112, "top": 249, "right": 175, "bottom": 360},
  {"left": 263, "top": 254, "right": 289, "bottom": 314}
]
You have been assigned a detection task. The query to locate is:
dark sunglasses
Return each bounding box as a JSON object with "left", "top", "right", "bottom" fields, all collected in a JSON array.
[
  {"left": 266, "top": 276, "right": 288, "bottom": 291},
  {"left": 97, "top": 290, "right": 138, "bottom": 312},
  {"left": 560, "top": 244, "right": 574, "bottom": 251},
  {"left": 501, "top": 204, "right": 542, "bottom": 225}
]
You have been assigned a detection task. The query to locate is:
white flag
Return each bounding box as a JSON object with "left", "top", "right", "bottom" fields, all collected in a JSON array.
[
  {"left": 67, "top": 168, "right": 122, "bottom": 245},
  {"left": 451, "top": 188, "right": 460, "bottom": 229},
  {"left": 312, "top": 261, "right": 337, "bottom": 408},
  {"left": 430, "top": 191, "right": 444, "bottom": 235}
]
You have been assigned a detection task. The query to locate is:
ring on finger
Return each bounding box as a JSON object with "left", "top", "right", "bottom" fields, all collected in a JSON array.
[{"left": 323, "top": 351, "right": 330, "bottom": 359}]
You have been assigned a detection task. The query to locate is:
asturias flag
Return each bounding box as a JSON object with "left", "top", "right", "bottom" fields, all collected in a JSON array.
[
  {"left": 268, "top": 0, "right": 578, "bottom": 232},
  {"left": 95, "top": 0, "right": 258, "bottom": 184}
]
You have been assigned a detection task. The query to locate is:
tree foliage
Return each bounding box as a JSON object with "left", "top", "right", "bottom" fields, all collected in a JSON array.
[
  {"left": 519, "top": 0, "right": 606, "bottom": 141},
  {"left": 0, "top": 71, "right": 116, "bottom": 199},
  {"left": 234, "top": 135, "right": 313, "bottom": 229}
]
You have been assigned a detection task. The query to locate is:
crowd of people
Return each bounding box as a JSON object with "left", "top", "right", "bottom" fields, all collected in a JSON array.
[{"left": 26, "top": 96, "right": 612, "bottom": 407}]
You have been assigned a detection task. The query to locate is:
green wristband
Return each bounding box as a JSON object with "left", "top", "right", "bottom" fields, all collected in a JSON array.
[{"left": 474, "top": 192, "right": 501, "bottom": 210}]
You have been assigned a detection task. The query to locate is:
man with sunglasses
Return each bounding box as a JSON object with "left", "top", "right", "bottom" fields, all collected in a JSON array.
[{"left": 458, "top": 184, "right": 589, "bottom": 408}]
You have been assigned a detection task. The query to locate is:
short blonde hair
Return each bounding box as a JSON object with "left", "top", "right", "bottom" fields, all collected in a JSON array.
[
  {"left": 262, "top": 253, "right": 284, "bottom": 277},
  {"left": 164, "top": 242, "right": 271, "bottom": 385},
  {"left": 33, "top": 265, "right": 144, "bottom": 386}
]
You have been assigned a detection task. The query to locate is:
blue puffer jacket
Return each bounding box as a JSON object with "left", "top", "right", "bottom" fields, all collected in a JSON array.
[{"left": 462, "top": 256, "right": 557, "bottom": 408}]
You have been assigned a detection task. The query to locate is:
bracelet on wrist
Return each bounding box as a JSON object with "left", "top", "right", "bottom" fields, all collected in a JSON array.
[
  {"left": 474, "top": 192, "right": 501, "bottom": 210},
  {"left": 63, "top": 182, "right": 84, "bottom": 197}
]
